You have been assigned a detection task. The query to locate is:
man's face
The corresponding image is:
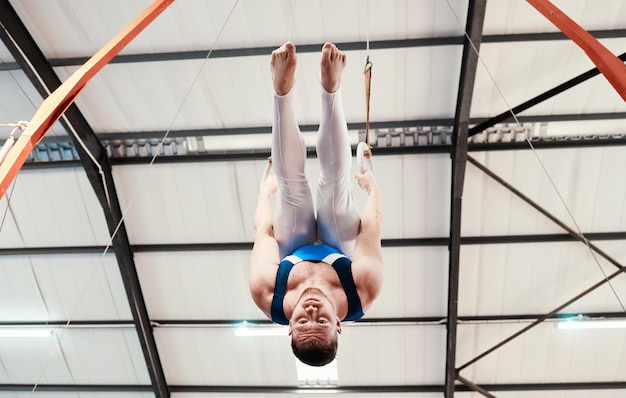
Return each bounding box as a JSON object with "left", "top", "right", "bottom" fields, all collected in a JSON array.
[{"left": 288, "top": 287, "right": 342, "bottom": 343}]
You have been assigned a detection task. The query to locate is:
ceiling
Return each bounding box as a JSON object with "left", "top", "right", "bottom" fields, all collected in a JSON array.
[{"left": 0, "top": 0, "right": 626, "bottom": 397}]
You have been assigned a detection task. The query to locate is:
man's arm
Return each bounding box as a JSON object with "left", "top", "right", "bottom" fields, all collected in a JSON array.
[
  {"left": 352, "top": 171, "right": 384, "bottom": 306},
  {"left": 249, "top": 174, "right": 280, "bottom": 316}
]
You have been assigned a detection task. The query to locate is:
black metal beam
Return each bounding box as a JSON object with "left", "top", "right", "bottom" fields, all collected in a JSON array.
[
  {"left": 170, "top": 381, "right": 626, "bottom": 393},
  {"left": 468, "top": 134, "right": 626, "bottom": 151},
  {"left": 446, "top": 1, "right": 487, "bottom": 397},
  {"left": 4, "top": 231, "right": 626, "bottom": 255},
  {"left": 481, "top": 28, "right": 626, "bottom": 43},
  {"left": 457, "top": 375, "right": 497, "bottom": 398},
  {"left": 0, "top": 2, "right": 169, "bottom": 397},
  {"left": 97, "top": 110, "right": 623, "bottom": 141},
  {"left": 0, "top": 29, "right": 624, "bottom": 72},
  {"left": 1, "top": 311, "right": 624, "bottom": 328},
  {"left": 473, "top": 111, "right": 626, "bottom": 124},
  {"left": 15, "top": 131, "right": 626, "bottom": 169},
  {"left": 1, "top": 381, "right": 626, "bottom": 393},
  {"left": 91, "top": 118, "right": 451, "bottom": 140},
  {"left": 16, "top": 111, "right": 616, "bottom": 144},
  {"left": 469, "top": 51, "right": 626, "bottom": 136}
]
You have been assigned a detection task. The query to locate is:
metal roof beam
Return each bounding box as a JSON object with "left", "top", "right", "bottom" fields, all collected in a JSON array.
[
  {"left": 2, "top": 311, "right": 625, "bottom": 328},
  {"left": 0, "top": 2, "right": 169, "bottom": 397},
  {"left": 457, "top": 376, "right": 497, "bottom": 398},
  {"left": 0, "top": 29, "right": 624, "bottom": 71},
  {"left": 12, "top": 111, "right": 614, "bottom": 143},
  {"left": 446, "top": 1, "right": 487, "bottom": 397},
  {"left": 5, "top": 231, "right": 626, "bottom": 255},
  {"left": 13, "top": 131, "right": 626, "bottom": 169},
  {"left": 1, "top": 381, "right": 626, "bottom": 393}
]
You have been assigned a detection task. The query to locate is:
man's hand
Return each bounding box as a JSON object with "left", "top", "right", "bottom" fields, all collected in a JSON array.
[{"left": 354, "top": 170, "right": 378, "bottom": 194}]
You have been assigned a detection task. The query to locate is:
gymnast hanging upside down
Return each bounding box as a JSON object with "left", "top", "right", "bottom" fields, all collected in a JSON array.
[{"left": 249, "top": 42, "right": 383, "bottom": 366}]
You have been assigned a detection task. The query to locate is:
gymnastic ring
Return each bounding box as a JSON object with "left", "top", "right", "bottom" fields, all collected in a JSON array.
[{"left": 356, "top": 142, "right": 374, "bottom": 174}]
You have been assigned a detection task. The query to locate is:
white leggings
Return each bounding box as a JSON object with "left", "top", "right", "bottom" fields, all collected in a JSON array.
[{"left": 271, "top": 86, "right": 359, "bottom": 259}]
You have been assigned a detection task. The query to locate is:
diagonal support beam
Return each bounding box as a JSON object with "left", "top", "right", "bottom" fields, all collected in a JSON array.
[
  {"left": 457, "top": 375, "right": 498, "bottom": 398},
  {"left": 0, "top": 1, "right": 174, "bottom": 397},
  {"left": 458, "top": 263, "right": 626, "bottom": 372},
  {"left": 445, "top": 1, "right": 487, "bottom": 397},
  {"left": 457, "top": 156, "right": 626, "bottom": 373},
  {"left": 467, "top": 156, "right": 624, "bottom": 271},
  {"left": 469, "top": 51, "right": 626, "bottom": 136}
]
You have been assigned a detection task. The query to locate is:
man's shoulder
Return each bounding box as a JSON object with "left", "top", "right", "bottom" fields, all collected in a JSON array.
[
  {"left": 249, "top": 273, "right": 275, "bottom": 317},
  {"left": 350, "top": 256, "right": 383, "bottom": 307}
]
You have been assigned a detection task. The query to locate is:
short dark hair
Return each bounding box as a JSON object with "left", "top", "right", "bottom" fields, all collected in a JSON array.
[{"left": 291, "top": 337, "right": 337, "bottom": 366}]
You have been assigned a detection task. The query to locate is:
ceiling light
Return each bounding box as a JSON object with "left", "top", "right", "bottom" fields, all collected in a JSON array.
[
  {"left": 0, "top": 329, "right": 54, "bottom": 338},
  {"left": 556, "top": 318, "right": 626, "bottom": 330},
  {"left": 234, "top": 322, "right": 288, "bottom": 337}
]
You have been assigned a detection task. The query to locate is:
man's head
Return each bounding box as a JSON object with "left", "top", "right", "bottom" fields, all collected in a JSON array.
[{"left": 288, "top": 287, "right": 342, "bottom": 366}]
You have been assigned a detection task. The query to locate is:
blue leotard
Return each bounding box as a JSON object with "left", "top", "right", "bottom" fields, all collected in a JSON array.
[{"left": 270, "top": 244, "right": 364, "bottom": 325}]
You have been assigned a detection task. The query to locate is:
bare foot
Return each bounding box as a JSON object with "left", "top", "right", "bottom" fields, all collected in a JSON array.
[
  {"left": 320, "top": 42, "right": 346, "bottom": 93},
  {"left": 271, "top": 42, "right": 297, "bottom": 95}
]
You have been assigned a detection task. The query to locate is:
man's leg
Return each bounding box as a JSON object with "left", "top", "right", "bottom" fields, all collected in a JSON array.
[
  {"left": 271, "top": 42, "right": 316, "bottom": 259},
  {"left": 315, "top": 43, "right": 359, "bottom": 258}
]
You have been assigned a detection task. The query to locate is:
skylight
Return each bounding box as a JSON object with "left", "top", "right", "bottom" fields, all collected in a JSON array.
[{"left": 296, "top": 358, "right": 338, "bottom": 387}]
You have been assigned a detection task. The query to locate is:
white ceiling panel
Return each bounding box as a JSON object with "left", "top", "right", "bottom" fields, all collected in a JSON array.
[
  {"left": 112, "top": 161, "right": 257, "bottom": 244},
  {"left": 458, "top": 392, "right": 626, "bottom": 398},
  {"left": 136, "top": 246, "right": 449, "bottom": 321},
  {"left": 0, "top": 328, "right": 149, "bottom": 384},
  {"left": 459, "top": 241, "right": 626, "bottom": 317},
  {"left": 0, "top": 333, "right": 73, "bottom": 384},
  {"left": 135, "top": 250, "right": 259, "bottom": 320},
  {"left": 8, "top": 0, "right": 154, "bottom": 58},
  {"left": 10, "top": 0, "right": 469, "bottom": 56},
  {"left": 0, "top": 253, "right": 130, "bottom": 321},
  {"left": 113, "top": 154, "right": 450, "bottom": 244},
  {"left": 0, "top": 42, "right": 14, "bottom": 62},
  {"left": 542, "top": 118, "right": 626, "bottom": 136},
  {"left": 364, "top": 154, "right": 451, "bottom": 239},
  {"left": 155, "top": 328, "right": 296, "bottom": 386},
  {"left": 483, "top": 0, "right": 626, "bottom": 35},
  {"left": 544, "top": 0, "right": 626, "bottom": 31},
  {"left": 155, "top": 325, "right": 445, "bottom": 386},
  {"left": 338, "top": 325, "right": 446, "bottom": 385},
  {"left": 50, "top": 328, "right": 151, "bottom": 384},
  {"left": 366, "top": 247, "right": 448, "bottom": 318},
  {"left": 0, "top": 167, "right": 111, "bottom": 248},
  {"left": 0, "top": 256, "right": 50, "bottom": 320},
  {"left": 457, "top": 322, "right": 626, "bottom": 385},
  {"left": 464, "top": 147, "right": 626, "bottom": 236},
  {"left": 0, "top": 71, "right": 67, "bottom": 139},
  {"left": 171, "top": 394, "right": 440, "bottom": 398},
  {"left": 53, "top": 57, "right": 270, "bottom": 132},
  {"left": 51, "top": 46, "right": 461, "bottom": 133}
]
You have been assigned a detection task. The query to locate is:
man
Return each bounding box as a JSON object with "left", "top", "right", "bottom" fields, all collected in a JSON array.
[{"left": 249, "top": 42, "right": 383, "bottom": 366}]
